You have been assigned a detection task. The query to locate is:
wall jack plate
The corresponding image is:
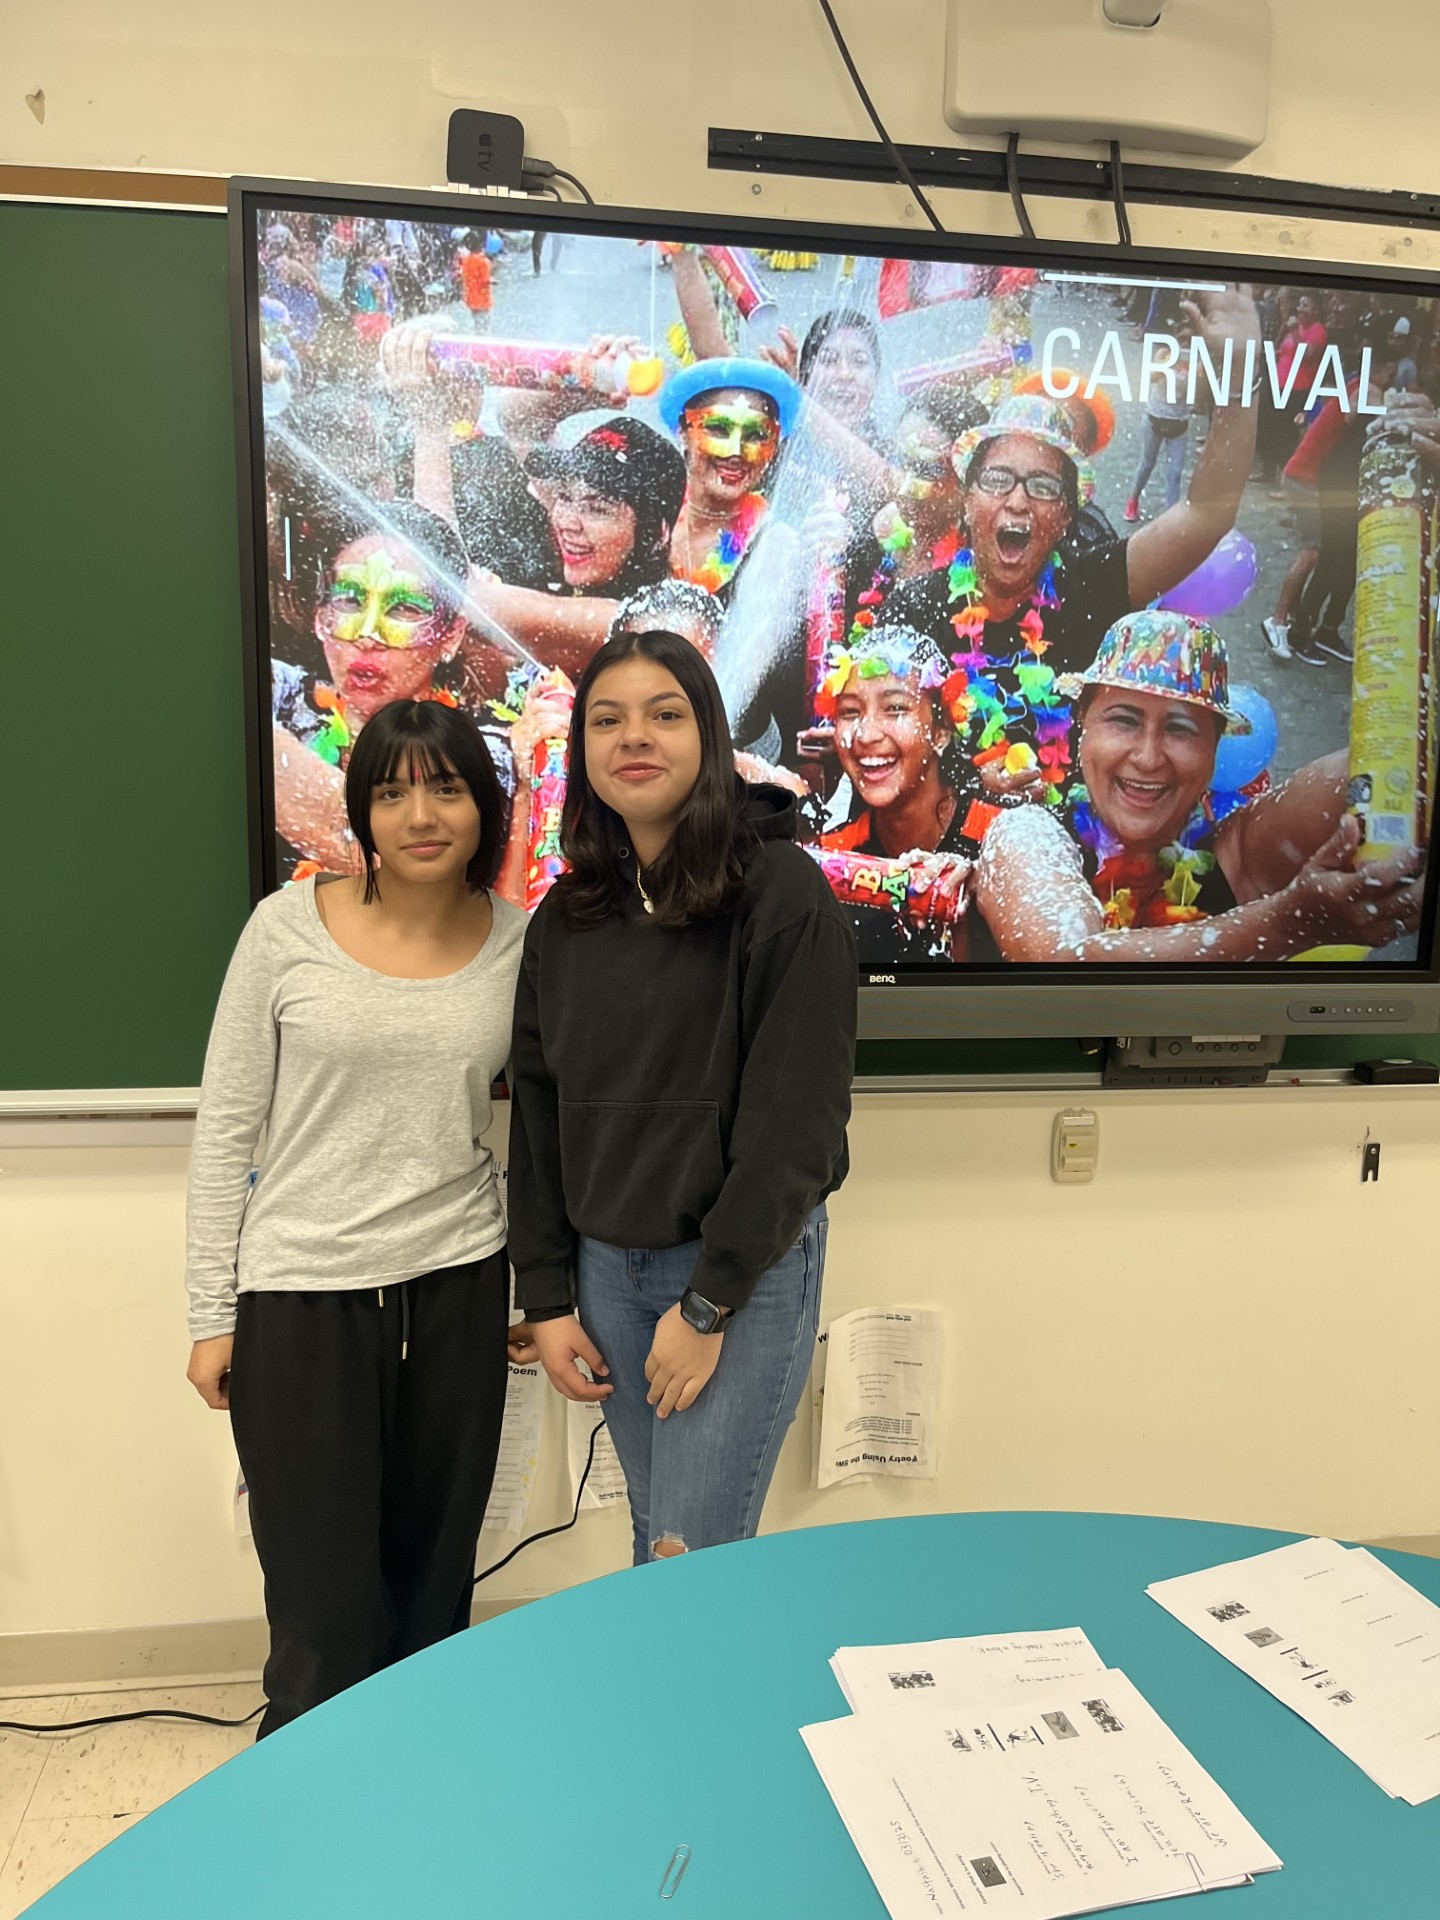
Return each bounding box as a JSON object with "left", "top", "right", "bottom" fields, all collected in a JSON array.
[{"left": 1102, "top": 1034, "right": 1284, "bottom": 1089}]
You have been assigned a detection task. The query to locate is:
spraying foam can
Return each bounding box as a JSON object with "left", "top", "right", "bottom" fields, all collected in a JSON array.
[
  {"left": 428, "top": 336, "right": 664, "bottom": 399},
  {"left": 700, "top": 246, "right": 781, "bottom": 344},
  {"left": 1349, "top": 414, "right": 1439, "bottom": 859},
  {"left": 893, "top": 339, "right": 1035, "bottom": 400},
  {"left": 526, "top": 735, "right": 569, "bottom": 912}
]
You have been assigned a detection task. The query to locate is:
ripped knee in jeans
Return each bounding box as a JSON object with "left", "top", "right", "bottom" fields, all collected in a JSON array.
[{"left": 651, "top": 1533, "right": 688, "bottom": 1559}]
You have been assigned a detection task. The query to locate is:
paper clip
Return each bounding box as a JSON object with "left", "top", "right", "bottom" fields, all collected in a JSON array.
[
  {"left": 1184, "top": 1853, "right": 1206, "bottom": 1894},
  {"left": 658, "top": 1844, "right": 692, "bottom": 1899}
]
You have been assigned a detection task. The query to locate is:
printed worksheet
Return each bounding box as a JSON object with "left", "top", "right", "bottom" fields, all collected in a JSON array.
[
  {"left": 816, "top": 1308, "right": 943, "bottom": 1488},
  {"left": 832, "top": 1629, "right": 1106, "bottom": 1713},
  {"left": 1148, "top": 1535, "right": 1440, "bottom": 1804},
  {"left": 565, "top": 1399, "right": 628, "bottom": 1512},
  {"left": 804, "top": 1668, "right": 1280, "bottom": 1918},
  {"left": 479, "top": 1362, "right": 546, "bottom": 1535}
]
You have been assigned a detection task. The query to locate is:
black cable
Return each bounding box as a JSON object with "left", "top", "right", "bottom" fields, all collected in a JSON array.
[
  {"left": 3, "top": 1423, "right": 603, "bottom": 1734},
  {"left": 548, "top": 166, "right": 595, "bottom": 207},
  {"left": 473, "top": 1415, "right": 599, "bottom": 1585},
  {"left": 814, "top": 0, "right": 944, "bottom": 233},
  {"left": 521, "top": 157, "right": 596, "bottom": 205},
  {"left": 1109, "top": 140, "right": 1133, "bottom": 246},
  {"left": 1, "top": 1705, "right": 264, "bottom": 1735},
  {"left": 1005, "top": 133, "right": 1036, "bottom": 241}
]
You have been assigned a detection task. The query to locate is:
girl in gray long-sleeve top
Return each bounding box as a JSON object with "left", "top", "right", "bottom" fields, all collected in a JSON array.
[{"left": 185, "top": 700, "right": 528, "bottom": 1737}]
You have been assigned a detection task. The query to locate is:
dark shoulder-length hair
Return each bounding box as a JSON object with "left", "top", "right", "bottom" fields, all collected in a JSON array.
[
  {"left": 553, "top": 629, "right": 752, "bottom": 929},
  {"left": 344, "top": 699, "right": 509, "bottom": 903}
]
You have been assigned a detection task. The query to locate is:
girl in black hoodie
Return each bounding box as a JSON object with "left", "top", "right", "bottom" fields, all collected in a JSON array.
[{"left": 508, "top": 629, "right": 856, "bottom": 1563}]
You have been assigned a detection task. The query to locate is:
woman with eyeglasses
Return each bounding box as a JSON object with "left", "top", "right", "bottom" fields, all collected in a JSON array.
[{"left": 886, "top": 285, "right": 1261, "bottom": 827}]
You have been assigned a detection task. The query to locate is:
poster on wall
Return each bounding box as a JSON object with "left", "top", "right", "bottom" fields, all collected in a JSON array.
[{"left": 247, "top": 202, "right": 1435, "bottom": 970}]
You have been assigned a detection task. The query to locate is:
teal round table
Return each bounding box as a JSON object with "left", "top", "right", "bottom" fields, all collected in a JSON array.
[{"left": 28, "top": 1513, "right": 1440, "bottom": 1918}]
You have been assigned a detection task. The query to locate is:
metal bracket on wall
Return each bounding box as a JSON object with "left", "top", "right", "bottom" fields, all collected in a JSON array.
[{"left": 708, "top": 127, "right": 1440, "bottom": 234}]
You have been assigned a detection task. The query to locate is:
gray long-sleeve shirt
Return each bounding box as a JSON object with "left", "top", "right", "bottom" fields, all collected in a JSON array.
[{"left": 184, "top": 879, "right": 525, "bottom": 1340}]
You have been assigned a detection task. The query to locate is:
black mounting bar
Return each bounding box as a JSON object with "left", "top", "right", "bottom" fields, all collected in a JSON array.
[{"left": 708, "top": 128, "right": 1440, "bottom": 234}]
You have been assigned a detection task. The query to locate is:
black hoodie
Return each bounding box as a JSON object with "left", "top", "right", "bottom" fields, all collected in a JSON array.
[{"left": 508, "top": 786, "right": 857, "bottom": 1316}]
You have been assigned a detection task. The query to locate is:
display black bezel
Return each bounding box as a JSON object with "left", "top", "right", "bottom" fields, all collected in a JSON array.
[{"left": 229, "top": 175, "right": 1440, "bottom": 997}]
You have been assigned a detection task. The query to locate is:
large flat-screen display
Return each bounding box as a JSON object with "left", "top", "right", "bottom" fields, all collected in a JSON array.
[{"left": 232, "top": 181, "right": 1440, "bottom": 1038}]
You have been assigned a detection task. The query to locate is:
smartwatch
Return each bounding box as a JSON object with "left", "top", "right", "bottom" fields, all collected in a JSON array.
[{"left": 679, "top": 1287, "right": 731, "bottom": 1335}]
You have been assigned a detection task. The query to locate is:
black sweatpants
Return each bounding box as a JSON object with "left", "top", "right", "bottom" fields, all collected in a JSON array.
[{"left": 228, "top": 1254, "right": 509, "bottom": 1738}]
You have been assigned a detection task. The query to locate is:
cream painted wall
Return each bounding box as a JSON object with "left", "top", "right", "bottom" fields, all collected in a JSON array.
[
  {"left": 5, "top": 0, "right": 1440, "bottom": 273},
  {"left": 3, "top": 1089, "right": 1439, "bottom": 1640},
  {"left": 4, "top": 1, "right": 1440, "bottom": 1655}
]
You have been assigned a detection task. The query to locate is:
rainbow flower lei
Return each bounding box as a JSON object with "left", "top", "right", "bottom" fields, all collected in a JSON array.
[
  {"left": 680, "top": 491, "right": 767, "bottom": 594},
  {"left": 942, "top": 545, "right": 1074, "bottom": 802}
]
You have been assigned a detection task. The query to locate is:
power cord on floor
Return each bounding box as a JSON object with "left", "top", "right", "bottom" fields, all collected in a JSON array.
[
  {"left": 474, "top": 1415, "right": 599, "bottom": 1585},
  {"left": 0, "top": 1703, "right": 264, "bottom": 1735},
  {"left": 1, "top": 1425, "right": 602, "bottom": 1734},
  {"left": 815, "top": 0, "right": 945, "bottom": 233}
]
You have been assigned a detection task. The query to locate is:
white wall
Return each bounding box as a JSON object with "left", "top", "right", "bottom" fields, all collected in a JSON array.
[
  {"left": 6, "top": 1, "right": 1440, "bottom": 273},
  {"left": 4, "top": 1088, "right": 1439, "bottom": 1643},
  {"left": 4, "top": 0, "right": 1440, "bottom": 1660}
]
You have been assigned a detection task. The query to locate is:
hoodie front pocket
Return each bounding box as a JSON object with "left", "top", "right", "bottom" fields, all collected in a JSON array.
[{"left": 557, "top": 1100, "right": 724, "bottom": 1246}]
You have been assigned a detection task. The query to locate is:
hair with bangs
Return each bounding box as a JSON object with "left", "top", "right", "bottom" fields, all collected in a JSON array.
[
  {"left": 553, "top": 630, "right": 751, "bottom": 929},
  {"left": 344, "top": 700, "right": 508, "bottom": 902}
]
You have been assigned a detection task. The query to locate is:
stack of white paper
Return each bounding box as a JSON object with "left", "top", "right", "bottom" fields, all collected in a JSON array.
[
  {"left": 1148, "top": 1535, "right": 1440, "bottom": 1805},
  {"left": 804, "top": 1632, "right": 1282, "bottom": 1917}
]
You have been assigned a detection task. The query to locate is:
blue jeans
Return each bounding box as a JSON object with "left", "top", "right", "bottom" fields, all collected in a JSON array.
[{"left": 576, "top": 1206, "right": 827, "bottom": 1564}]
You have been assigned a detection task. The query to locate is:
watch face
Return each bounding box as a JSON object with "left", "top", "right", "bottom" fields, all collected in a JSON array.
[{"left": 684, "top": 1291, "right": 718, "bottom": 1332}]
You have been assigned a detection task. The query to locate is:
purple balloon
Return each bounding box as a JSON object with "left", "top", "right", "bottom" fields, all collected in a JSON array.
[{"left": 1157, "top": 529, "right": 1259, "bottom": 620}]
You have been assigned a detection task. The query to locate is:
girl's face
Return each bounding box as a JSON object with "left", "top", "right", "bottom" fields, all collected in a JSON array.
[
  {"left": 808, "top": 326, "right": 879, "bottom": 427},
  {"left": 1079, "top": 687, "right": 1221, "bottom": 854},
  {"left": 963, "top": 435, "right": 1073, "bottom": 601},
  {"left": 316, "top": 535, "right": 460, "bottom": 723},
  {"left": 832, "top": 672, "right": 946, "bottom": 814},
  {"left": 1297, "top": 295, "right": 1317, "bottom": 324},
  {"left": 683, "top": 387, "right": 781, "bottom": 507},
  {"left": 368, "top": 765, "right": 481, "bottom": 890},
  {"left": 543, "top": 481, "right": 639, "bottom": 590},
  {"left": 582, "top": 653, "right": 704, "bottom": 842}
]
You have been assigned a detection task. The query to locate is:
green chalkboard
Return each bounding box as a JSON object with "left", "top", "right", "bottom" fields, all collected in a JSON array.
[
  {"left": 3, "top": 200, "right": 1435, "bottom": 1093},
  {"left": 1, "top": 203, "right": 250, "bottom": 1090}
]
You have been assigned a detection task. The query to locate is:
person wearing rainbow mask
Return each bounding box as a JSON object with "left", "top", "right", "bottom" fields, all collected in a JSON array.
[
  {"left": 657, "top": 358, "right": 802, "bottom": 598},
  {"left": 272, "top": 502, "right": 477, "bottom": 879},
  {"left": 974, "top": 611, "right": 1423, "bottom": 962}
]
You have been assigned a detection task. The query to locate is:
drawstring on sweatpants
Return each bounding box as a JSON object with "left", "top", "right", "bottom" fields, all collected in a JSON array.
[{"left": 377, "top": 1285, "right": 411, "bottom": 1362}]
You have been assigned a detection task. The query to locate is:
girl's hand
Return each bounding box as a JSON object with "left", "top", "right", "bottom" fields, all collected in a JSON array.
[
  {"left": 645, "top": 1303, "right": 725, "bottom": 1418},
  {"left": 758, "top": 325, "right": 800, "bottom": 380},
  {"left": 531, "top": 1315, "right": 612, "bottom": 1402},
  {"left": 507, "top": 1319, "right": 540, "bottom": 1367},
  {"left": 897, "top": 851, "right": 973, "bottom": 937},
  {"left": 187, "top": 1335, "right": 234, "bottom": 1410},
  {"left": 508, "top": 676, "right": 575, "bottom": 771}
]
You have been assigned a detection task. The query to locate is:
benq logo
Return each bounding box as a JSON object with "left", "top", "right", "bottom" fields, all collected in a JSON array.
[{"left": 868, "top": 973, "right": 898, "bottom": 985}]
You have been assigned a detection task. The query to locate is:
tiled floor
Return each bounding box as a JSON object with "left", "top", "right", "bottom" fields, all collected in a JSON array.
[{"left": 0, "top": 1682, "right": 262, "bottom": 1918}]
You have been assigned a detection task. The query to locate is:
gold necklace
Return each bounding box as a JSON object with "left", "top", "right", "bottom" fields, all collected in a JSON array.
[{"left": 636, "top": 867, "right": 655, "bottom": 915}]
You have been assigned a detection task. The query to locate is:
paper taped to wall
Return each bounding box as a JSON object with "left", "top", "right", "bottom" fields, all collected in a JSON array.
[
  {"left": 566, "top": 1400, "right": 628, "bottom": 1512},
  {"left": 480, "top": 1362, "right": 546, "bottom": 1535},
  {"left": 817, "top": 1308, "right": 943, "bottom": 1488}
]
